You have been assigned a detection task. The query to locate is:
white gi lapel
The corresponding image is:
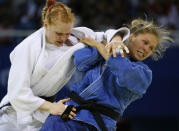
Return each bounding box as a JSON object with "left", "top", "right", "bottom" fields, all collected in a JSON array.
[
  {"left": 31, "top": 27, "right": 85, "bottom": 84},
  {"left": 32, "top": 43, "right": 86, "bottom": 97},
  {"left": 31, "top": 28, "right": 87, "bottom": 96},
  {"left": 30, "top": 28, "right": 48, "bottom": 86}
]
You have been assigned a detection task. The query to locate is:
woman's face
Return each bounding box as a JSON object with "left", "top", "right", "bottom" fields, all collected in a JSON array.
[
  {"left": 127, "top": 33, "right": 158, "bottom": 61},
  {"left": 45, "top": 20, "right": 73, "bottom": 47}
]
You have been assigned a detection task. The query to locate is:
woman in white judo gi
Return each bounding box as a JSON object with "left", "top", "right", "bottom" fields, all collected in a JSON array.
[{"left": 0, "top": 0, "right": 130, "bottom": 131}]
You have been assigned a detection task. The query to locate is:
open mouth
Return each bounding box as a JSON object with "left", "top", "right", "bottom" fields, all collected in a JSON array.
[
  {"left": 56, "top": 41, "right": 64, "bottom": 47},
  {"left": 136, "top": 50, "right": 144, "bottom": 57}
]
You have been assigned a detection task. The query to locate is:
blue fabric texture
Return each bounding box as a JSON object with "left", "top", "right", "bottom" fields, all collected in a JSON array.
[
  {"left": 41, "top": 47, "right": 152, "bottom": 131},
  {"left": 40, "top": 115, "right": 97, "bottom": 131}
]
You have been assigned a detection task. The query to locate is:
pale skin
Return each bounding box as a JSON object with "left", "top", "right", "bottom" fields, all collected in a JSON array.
[
  {"left": 39, "top": 20, "right": 76, "bottom": 119},
  {"left": 45, "top": 19, "right": 73, "bottom": 47},
  {"left": 39, "top": 98, "right": 76, "bottom": 119},
  {"left": 39, "top": 17, "right": 126, "bottom": 119},
  {"left": 105, "top": 34, "right": 125, "bottom": 57},
  {"left": 80, "top": 32, "right": 158, "bottom": 61}
]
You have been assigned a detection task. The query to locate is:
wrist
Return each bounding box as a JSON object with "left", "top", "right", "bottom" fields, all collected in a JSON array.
[
  {"left": 96, "top": 42, "right": 103, "bottom": 49},
  {"left": 38, "top": 101, "right": 53, "bottom": 112},
  {"left": 111, "top": 35, "right": 122, "bottom": 42}
]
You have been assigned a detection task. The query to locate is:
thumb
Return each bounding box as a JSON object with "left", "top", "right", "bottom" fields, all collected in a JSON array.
[{"left": 59, "top": 98, "right": 71, "bottom": 104}]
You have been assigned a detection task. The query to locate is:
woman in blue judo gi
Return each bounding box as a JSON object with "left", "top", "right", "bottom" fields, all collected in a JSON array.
[
  {"left": 40, "top": 19, "right": 172, "bottom": 131},
  {"left": 0, "top": 0, "right": 129, "bottom": 130}
]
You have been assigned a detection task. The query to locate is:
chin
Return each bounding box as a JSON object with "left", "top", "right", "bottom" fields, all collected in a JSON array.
[
  {"left": 129, "top": 56, "right": 137, "bottom": 61},
  {"left": 133, "top": 56, "right": 143, "bottom": 61}
]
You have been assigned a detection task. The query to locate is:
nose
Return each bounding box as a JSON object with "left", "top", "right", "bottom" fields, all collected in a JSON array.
[{"left": 143, "top": 45, "right": 151, "bottom": 54}]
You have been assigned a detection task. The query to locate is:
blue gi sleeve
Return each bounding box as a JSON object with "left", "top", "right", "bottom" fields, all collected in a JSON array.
[
  {"left": 106, "top": 53, "right": 152, "bottom": 95},
  {"left": 73, "top": 47, "right": 103, "bottom": 72}
]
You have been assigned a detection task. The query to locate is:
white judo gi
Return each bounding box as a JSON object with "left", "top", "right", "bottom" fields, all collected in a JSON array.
[{"left": 0, "top": 27, "right": 129, "bottom": 131}]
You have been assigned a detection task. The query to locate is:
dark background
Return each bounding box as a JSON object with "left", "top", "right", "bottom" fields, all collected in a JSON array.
[{"left": 0, "top": 0, "right": 179, "bottom": 131}]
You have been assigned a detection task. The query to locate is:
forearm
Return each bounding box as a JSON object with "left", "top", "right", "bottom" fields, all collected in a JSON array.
[
  {"left": 38, "top": 101, "right": 53, "bottom": 112},
  {"left": 95, "top": 42, "right": 109, "bottom": 60},
  {"left": 38, "top": 98, "right": 71, "bottom": 116}
]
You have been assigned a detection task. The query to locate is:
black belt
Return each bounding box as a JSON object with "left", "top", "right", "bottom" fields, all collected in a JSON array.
[
  {"left": 40, "top": 95, "right": 56, "bottom": 103},
  {"left": 0, "top": 94, "right": 56, "bottom": 110},
  {"left": 69, "top": 91, "right": 120, "bottom": 131}
]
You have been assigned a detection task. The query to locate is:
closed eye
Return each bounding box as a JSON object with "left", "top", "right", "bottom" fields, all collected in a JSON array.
[{"left": 56, "top": 32, "right": 70, "bottom": 36}]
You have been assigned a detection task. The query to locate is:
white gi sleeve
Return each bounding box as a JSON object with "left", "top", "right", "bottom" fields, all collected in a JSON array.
[
  {"left": 7, "top": 40, "right": 45, "bottom": 121},
  {"left": 72, "top": 26, "right": 130, "bottom": 44},
  {"left": 72, "top": 27, "right": 96, "bottom": 40},
  {"left": 104, "top": 27, "right": 130, "bottom": 43}
]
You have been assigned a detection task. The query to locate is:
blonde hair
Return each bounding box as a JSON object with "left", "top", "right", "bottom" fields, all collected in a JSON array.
[
  {"left": 129, "top": 18, "right": 173, "bottom": 61},
  {"left": 42, "top": 0, "right": 75, "bottom": 25}
]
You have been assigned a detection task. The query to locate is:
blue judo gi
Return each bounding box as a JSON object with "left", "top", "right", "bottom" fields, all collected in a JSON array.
[{"left": 40, "top": 47, "right": 152, "bottom": 131}]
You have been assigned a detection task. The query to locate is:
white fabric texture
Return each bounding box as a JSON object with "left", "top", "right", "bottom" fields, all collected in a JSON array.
[
  {"left": 0, "top": 27, "right": 130, "bottom": 131},
  {"left": 45, "top": 43, "right": 72, "bottom": 70}
]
